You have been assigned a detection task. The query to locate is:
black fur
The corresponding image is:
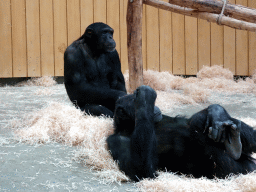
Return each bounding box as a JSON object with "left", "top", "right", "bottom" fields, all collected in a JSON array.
[
  {"left": 107, "top": 85, "right": 256, "bottom": 181},
  {"left": 64, "top": 22, "right": 127, "bottom": 117}
]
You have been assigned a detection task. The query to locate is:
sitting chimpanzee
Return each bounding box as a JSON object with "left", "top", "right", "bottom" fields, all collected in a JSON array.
[
  {"left": 64, "top": 22, "right": 127, "bottom": 117},
  {"left": 107, "top": 85, "right": 256, "bottom": 181},
  {"left": 64, "top": 22, "right": 162, "bottom": 121}
]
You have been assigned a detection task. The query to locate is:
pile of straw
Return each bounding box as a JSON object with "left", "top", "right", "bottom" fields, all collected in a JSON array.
[
  {"left": 16, "top": 76, "right": 57, "bottom": 87},
  {"left": 10, "top": 65, "right": 256, "bottom": 191}
]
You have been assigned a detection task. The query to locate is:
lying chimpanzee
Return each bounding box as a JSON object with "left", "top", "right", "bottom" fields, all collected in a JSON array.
[
  {"left": 64, "top": 22, "right": 127, "bottom": 117},
  {"left": 107, "top": 85, "right": 256, "bottom": 181}
]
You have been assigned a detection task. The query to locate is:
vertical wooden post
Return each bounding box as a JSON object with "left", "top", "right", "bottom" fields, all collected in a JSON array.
[{"left": 127, "top": 0, "right": 143, "bottom": 92}]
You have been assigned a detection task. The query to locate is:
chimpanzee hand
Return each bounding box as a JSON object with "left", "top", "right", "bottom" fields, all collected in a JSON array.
[{"left": 206, "top": 104, "right": 242, "bottom": 160}]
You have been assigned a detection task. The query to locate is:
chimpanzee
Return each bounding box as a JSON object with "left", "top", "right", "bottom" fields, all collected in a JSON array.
[
  {"left": 64, "top": 22, "right": 162, "bottom": 121},
  {"left": 64, "top": 22, "right": 127, "bottom": 117},
  {"left": 107, "top": 85, "right": 256, "bottom": 181}
]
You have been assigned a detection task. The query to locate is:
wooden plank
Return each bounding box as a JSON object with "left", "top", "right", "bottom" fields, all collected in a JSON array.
[
  {"left": 53, "top": 0, "right": 67, "bottom": 76},
  {"left": 248, "top": 0, "right": 256, "bottom": 76},
  {"left": 94, "top": 0, "right": 107, "bottom": 23},
  {"left": 0, "top": 0, "right": 12, "bottom": 78},
  {"left": 80, "top": 0, "right": 93, "bottom": 35},
  {"left": 107, "top": 0, "right": 120, "bottom": 54},
  {"left": 67, "top": 0, "right": 81, "bottom": 45},
  {"left": 26, "top": 0, "right": 41, "bottom": 77},
  {"left": 172, "top": 13, "right": 185, "bottom": 75},
  {"left": 159, "top": 0, "right": 172, "bottom": 73},
  {"left": 146, "top": 5, "right": 159, "bottom": 71},
  {"left": 40, "top": 0, "right": 54, "bottom": 76},
  {"left": 236, "top": 0, "right": 248, "bottom": 76},
  {"left": 11, "top": 0, "right": 27, "bottom": 77},
  {"left": 211, "top": 23, "right": 224, "bottom": 66},
  {"left": 224, "top": 0, "right": 236, "bottom": 74},
  {"left": 211, "top": 0, "right": 224, "bottom": 67},
  {"left": 198, "top": 19, "right": 211, "bottom": 70},
  {"left": 120, "top": 0, "right": 128, "bottom": 73},
  {"left": 142, "top": 4, "right": 147, "bottom": 70},
  {"left": 185, "top": 16, "right": 198, "bottom": 75}
]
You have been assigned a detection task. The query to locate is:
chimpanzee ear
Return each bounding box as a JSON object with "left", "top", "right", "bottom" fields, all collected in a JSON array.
[{"left": 85, "top": 28, "right": 93, "bottom": 38}]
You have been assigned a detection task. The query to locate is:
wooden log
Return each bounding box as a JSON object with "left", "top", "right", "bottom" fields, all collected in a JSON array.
[
  {"left": 168, "top": 0, "right": 256, "bottom": 24},
  {"left": 143, "top": 0, "right": 256, "bottom": 32},
  {"left": 127, "top": 0, "right": 144, "bottom": 92}
]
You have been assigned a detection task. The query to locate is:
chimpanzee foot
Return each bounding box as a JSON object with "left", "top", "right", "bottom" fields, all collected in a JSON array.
[
  {"left": 206, "top": 104, "right": 242, "bottom": 160},
  {"left": 134, "top": 85, "right": 157, "bottom": 117},
  {"left": 134, "top": 86, "right": 162, "bottom": 122}
]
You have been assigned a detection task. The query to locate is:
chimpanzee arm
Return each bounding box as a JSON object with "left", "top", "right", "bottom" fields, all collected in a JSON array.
[
  {"left": 64, "top": 43, "right": 126, "bottom": 109},
  {"left": 108, "top": 51, "right": 127, "bottom": 93}
]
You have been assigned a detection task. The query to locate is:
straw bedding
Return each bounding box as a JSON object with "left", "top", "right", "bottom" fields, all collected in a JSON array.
[
  {"left": 16, "top": 76, "right": 57, "bottom": 87},
  {"left": 10, "top": 66, "right": 256, "bottom": 191}
]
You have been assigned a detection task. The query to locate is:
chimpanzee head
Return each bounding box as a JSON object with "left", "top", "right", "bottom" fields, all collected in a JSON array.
[{"left": 83, "top": 22, "right": 116, "bottom": 53}]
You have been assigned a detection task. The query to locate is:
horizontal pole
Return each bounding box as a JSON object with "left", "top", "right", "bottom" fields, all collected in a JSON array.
[
  {"left": 143, "top": 0, "right": 256, "bottom": 32},
  {"left": 168, "top": 0, "right": 256, "bottom": 24}
]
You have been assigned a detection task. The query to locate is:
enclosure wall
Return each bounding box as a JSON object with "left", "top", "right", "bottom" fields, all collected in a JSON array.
[{"left": 0, "top": 0, "right": 255, "bottom": 78}]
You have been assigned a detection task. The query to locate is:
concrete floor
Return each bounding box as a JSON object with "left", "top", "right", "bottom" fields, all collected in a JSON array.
[{"left": 0, "top": 84, "right": 255, "bottom": 191}]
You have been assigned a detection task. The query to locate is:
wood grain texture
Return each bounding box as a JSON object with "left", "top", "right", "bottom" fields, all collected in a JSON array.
[
  {"left": 94, "top": 0, "right": 107, "bottom": 23},
  {"left": 159, "top": 0, "right": 172, "bottom": 73},
  {"left": 67, "top": 0, "right": 81, "bottom": 45},
  {"left": 146, "top": 5, "right": 159, "bottom": 71},
  {"left": 236, "top": 0, "right": 249, "bottom": 76},
  {"left": 40, "top": 0, "right": 54, "bottom": 76},
  {"left": 168, "top": 0, "right": 256, "bottom": 23},
  {"left": 81, "top": 0, "right": 93, "bottom": 34},
  {"left": 0, "top": 0, "right": 12, "bottom": 78},
  {"left": 211, "top": 22, "right": 224, "bottom": 66},
  {"left": 26, "top": 0, "right": 41, "bottom": 77},
  {"left": 120, "top": 0, "right": 128, "bottom": 73},
  {"left": 107, "top": 0, "right": 120, "bottom": 54},
  {"left": 142, "top": 4, "right": 147, "bottom": 70},
  {"left": 127, "top": 0, "right": 143, "bottom": 91},
  {"left": 224, "top": 0, "right": 236, "bottom": 74},
  {"left": 53, "top": 0, "right": 67, "bottom": 76},
  {"left": 198, "top": 19, "right": 211, "bottom": 70},
  {"left": 1, "top": 0, "right": 256, "bottom": 78},
  {"left": 144, "top": 0, "right": 256, "bottom": 32},
  {"left": 11, "top": 0, "right": 27, "bottom": 77},
  {"left": 185, "top": 16, "right": 198, "bottom": 75},
  {"left": 172, "top": 13, "right": 185, "bottom": 75},
  {"left": 248, "top": 0, "right": 256, "bottom": 75}
]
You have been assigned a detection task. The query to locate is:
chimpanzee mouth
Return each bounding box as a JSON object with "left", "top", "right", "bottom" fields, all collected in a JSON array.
[{"left": 106, "top": 46, "right": 116, "bottom": 52}]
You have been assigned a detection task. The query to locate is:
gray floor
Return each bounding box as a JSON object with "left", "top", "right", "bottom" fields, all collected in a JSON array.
[{"left": 0, "top": 84, "right": 256, "bottom": 191}]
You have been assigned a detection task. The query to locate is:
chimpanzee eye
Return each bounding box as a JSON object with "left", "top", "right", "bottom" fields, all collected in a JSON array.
[{"left": 102, "top": 30, "right": 109, "bottom": 34}]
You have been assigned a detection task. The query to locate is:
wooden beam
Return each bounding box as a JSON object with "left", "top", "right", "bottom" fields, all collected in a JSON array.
[
  {"left": 143, "top": 0, "right": 256, "bottom": 32},
  {"left": 168, "top": 0, "right": 256, "bottom": 24},
  {"left": 127, "top": 0, "right": 143, "bottom": 92}
]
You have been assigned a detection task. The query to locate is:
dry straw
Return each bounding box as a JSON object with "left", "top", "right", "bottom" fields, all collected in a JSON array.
[
  {"left": 12, "top": 102, "right": 129, "bottom": 183},
  {"left": 10, "top": 65, "right": 256, "bottom": 190},
  {"left": 16, "top": 76, "right": 57, "bottom": 87}
]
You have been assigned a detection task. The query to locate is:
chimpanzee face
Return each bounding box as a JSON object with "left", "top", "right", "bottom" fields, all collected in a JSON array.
[
  {"left": 85, "top": 22, "right": 116, "bottom": 53},
  {"left": 97, "top": 28, "right": 116, "bottom": 52}
]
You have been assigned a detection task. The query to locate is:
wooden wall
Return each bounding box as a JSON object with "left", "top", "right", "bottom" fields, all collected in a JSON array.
[{"left": 0, "top": 0, "right": 255, "bottom": 78}]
